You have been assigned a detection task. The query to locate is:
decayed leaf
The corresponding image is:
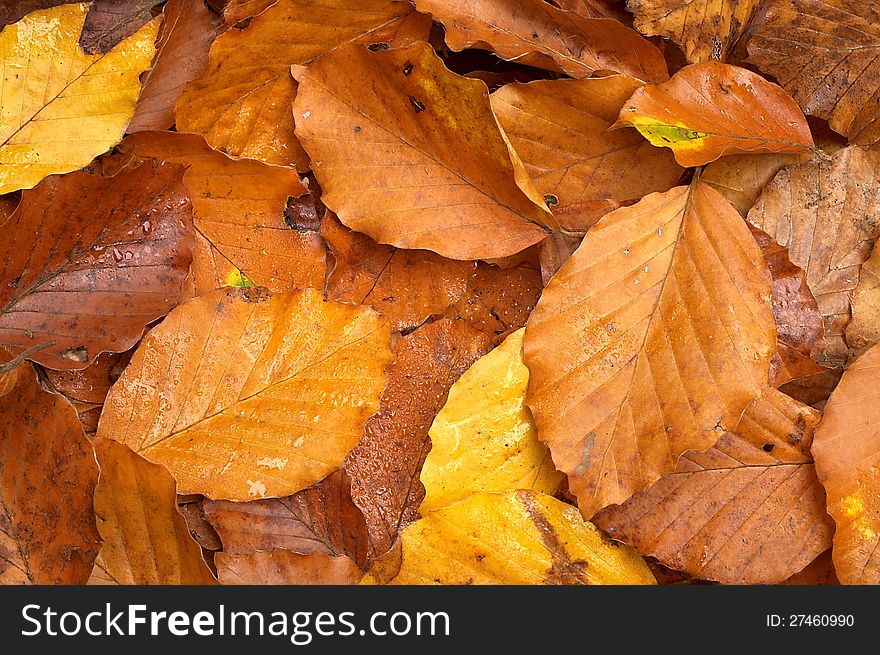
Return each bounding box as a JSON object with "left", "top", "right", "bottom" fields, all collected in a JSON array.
[
  {"left": 216, "top": 551, "right": 361, "bottom": 584},
  {"left": 490, "top": 77, "right": 683, "bottom": 212},
  {"left": 295, "top": 42, "right": 555, "bottom": 260},
  {"left": 1, "top": 2, "right": 72, "bottom": 26},
  {"left": 524, "top": 182, "right": 777, "bottom": 518},
  {"left": 747, "top": 146, "right": 880, "bottom": 366},
  {"left": 90, "top": 439, "right": 217, "bottom": 584},
  {"left": 0, "top": 4, "right": 159, "bottom": 194},
  {"left": 98, "top": 287, "right": 391, "bottom": 501},
  {"left": 751, "top": 226, "right": 826, "bottom": 387},
  {"left": 78, "top": 0, "right": 162, "bottom": 54},
  {"left": 175, "top": 0, "right": 426, "bottom": 168},
  {"left": 747, "top": 0, "right": 880, "bottom": 148},
  {"left": 322, "top": 214, "right": 474, "bottom": 333},
  {"left": 538, "top": 233, "right": 583, "bottom": 286},
  {"left": 811, "top": 344, "right": 880, "bottom": 584},
  {"left": 421, "top": 329, "right": 563, "bottom": 513},
  {"left": 128, "top": 0, "right": 220, "bottom": 132},
  {"left": 177, "top": 497, "right": 223, "bottom": 552},
  {"left": 617, "top": 62, "right": 814, "bottom": 167},
  {"left": 345, "top": 318, "right": 492, "bottom": 557},
  {"left": 124, "top": 132, "right": 325, "bottom": 294},
  {"left": 595, "top": 388, "right": 833, "bottom": 584},
  {"left": 846, "top": 245, "right": 880, "bottom": 361},
  {"left": 779, "top": 367, "right": 843, "bottom": 412},
  {"left": 204, "top": 470, "right": 370, "bottom": 568},
  {"left": 0, "top": 354, "right": 100, "bottom": 584},
  {"left": 628, "top": 0, "right": 759, "bottom": 64},
  {"left": 362, "top": 490, "right": 656, "bottom": 584},
  {"left": 415, "top": 0, "right": 668, "bottom": 82},
  {"left": 0, "top": 157, "right": 194, "bottom": 370},
  {"left": 702, "top": 153, "right": 805, "bottom": 216}
]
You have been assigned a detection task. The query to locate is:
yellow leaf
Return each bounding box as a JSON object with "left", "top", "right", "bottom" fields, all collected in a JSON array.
[
  {"left": 0, "top": 4, "right": 159, "bottom": 194},
  {"left": 362, "top": 490, "right": 656, "bottom": 584},
  {"left": 420, "top": 329, "right": 563, "bottom": 512}
]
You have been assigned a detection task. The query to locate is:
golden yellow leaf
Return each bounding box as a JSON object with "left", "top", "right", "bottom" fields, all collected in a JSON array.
[
  {"left": 97, "top": 286, "right": 391, "bottom": 501},
  {"left": 362, "top": 490, "right": 656, "bottom": 584},
  {"left": 420, "top": 329, "right": 563, "bottom": 513},
  {"left": 0, "top": 4, "right": 159, "bottom": 193}
]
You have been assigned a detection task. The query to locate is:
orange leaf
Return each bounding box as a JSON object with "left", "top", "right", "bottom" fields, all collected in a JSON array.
[
  {"left": 524, "top": 182, "right": 776, "bottom": 518},
  {"left": 216, "top": 551, "right": 362, "bottom": 584},
  {"left": 98, "top": 287, "right": 391, "bottom": 500},
  {"left": 595, "top": 388, "right": 833, "bottom": 584},
  {"left": 294, "top": 42, "right": 555, "bottom": 260},
  {"left": 617, "top": 62, "right": 814, "bottom": 167},
  {"left": 811, "top": 343, "right": 880, "bottom": 584},
  {"left": 415, "top": 0, "right": 668, "bottom": 82}
]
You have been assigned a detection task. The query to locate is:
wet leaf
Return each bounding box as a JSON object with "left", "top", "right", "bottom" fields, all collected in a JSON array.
[
  {"left": 322, "top": 214, "right": 474, "bottom": 333},
  {"left": 524, "top": 183, "right": 776, "bottom": 518},
  {"left": 415, "top": 0, "right": 668, "bottom": 82},
  {"left": 846, "top": 245, "right": 880, "bottom": 362},
  {"left": 747, "top": 0, "right": 880, "bottom": 148},
  {"left": 421, "top": 329, "right": 563, "bottom": 512},
  {"left": 175, "top": 0, "right": 425, "bottom": 168},
  {"left": 0, "top": 157, "right": 194, "bottom": 370},
  {"left": 617, "top": 62, "right": 814, "bottom": 166},
  {"left": 90, "top": 438, "right": 217, "bottom": 584},
  {"left": 216, "top": 551, "right": 361, "bottom": 584},
  {"left": 490, "top": 77, "right": 683, "bottom": 212},
  {"left": 98, "top": 287, "right": 391, "bottom": 500},
  {"left": 595, "top": 388, "right": 834, "bottom": 584},
  {"left": 128, "top": 0, "right": 220, "bottom": 132},
  {"left": 204, "top": 470, "right": 370, "bottom": 568},
  {"left": 782, "top": 549, "right": 840, "bottom": 585},
  {"left": 628, "top": 0, "right": 759, "bottom": 63},
  {"left": 362, "top": 490, "right": 656, "bottom": 584},
  {"left": 345, "top": 318, "right": 492, "bottom": 557},
  {"left": 0, "top": 4, "right": 159, "bottom": 193},
  {"left": 747, "top": 146, "right": 880, "bottom": 367},
  {"left": 294, "top": 42, "right": 555, "bottom": 260},
  {"left": 124, "top": 131, "right": 326, "bottom": 295},
  {"left": 222, "top": 0, "right": 277, "bottom": 25},
  {"left": 78, "top": 0, "right": 163, "bottom": 54},
  {"left": 811, "top": 343, "right": 880, "bottom": 584},
  {"left": 0, "top": 353, "right": 100, "bottom": 584}
]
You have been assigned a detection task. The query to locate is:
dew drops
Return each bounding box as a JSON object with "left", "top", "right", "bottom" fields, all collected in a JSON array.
[
  {"left": 112, "top": 248, "right": 123, "bottom": 262},
  {"left": 633, "top": 278, "right": 640, "bottom": 285},
  {"left": 142, "top": 220, "right": 151, "bottom": 234},
  {"left": 623, "top": 248, "right": 630, "bottom": 254}
]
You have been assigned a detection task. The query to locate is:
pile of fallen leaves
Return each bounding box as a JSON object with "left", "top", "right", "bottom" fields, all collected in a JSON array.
[{"left": 1, "top": 0, "right": 878, "bottom": 586}]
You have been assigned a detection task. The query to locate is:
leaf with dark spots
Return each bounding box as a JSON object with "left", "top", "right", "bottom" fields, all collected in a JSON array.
[
  {"left": 0, "top": 157, "right": 194, "bottom": 370},
  {"left": 0, "top": 351, "right": 100, "bottom": 584},
  {"left": 203, "top": 470, "right": 370, "bottom": 569},
  {"left": 344, "top": 318, "right": 493, "bottom": 557}
]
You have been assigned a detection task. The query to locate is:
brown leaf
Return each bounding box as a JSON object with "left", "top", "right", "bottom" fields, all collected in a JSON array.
[
  {"left": 525, "top": 183, "right": 777, "bottom": 518},
  {"left": 750, "top": 226, "right": 826, "bottom": 387},
  {"left": 747, "top": 146, "right": 880, "bottom": 367},
  {"left": 124, "top": 131, "right": 325, "bottom": 295},
  {"left": 537, "top": 233, "right": 583, "bottom": 286},
  {"left": 747, "top": 0, "right": 880, "bottom": 148},
  {"left": 595, "top": 388, "right": 834, "bottom": 584},
  {"left": 344, "top": 318, "right": 493, "bottom": 557},
  {"left": 702, "top": 153, "right": 805, "bottom": 216},
  {"left": 628, "top": 0, "right": 759, "bottom": 64},
  {"left": 811, "top": 343, "right": 880, "bottom": 584},
  {"left": 554, "top": 0, "right": 631, "bottom": 22},
  {"left": 0, "top": 157, "right": 194, "bottom": 370},
  {"left": 203, "top": 470, "right": 370, "bottom": 568},
  {"left": 846, "top": 245, "right": 880, "bottom": 362},
  {"left": 216, "top": 551, "right": 361, "bottom": 584},
  {"left": 443, "top": 262, "right": 544, "bottom": 346},
  {"left": 0, "top": 2, "right": 74, "bottom": 25},
  {"left": 222, "top": 0, "right": 276, "bottom": 24},
  {"left": 0, "top": 354, "right": 100, "bottom": 584},
  {"left": 128, "top": 0, "right": 220, "bottom": 132},
  {"left": 90, "top": 439, "right": 217, "bottom": 584},
  {"left": 294, "top": 42, "right": 555, "bottom": 260},
  {"left": 79, "top": 0, "right": 163, "bottom": 55},
  {"left": 490, "top": 77, "right": 683, "bottom": 212},
  {"left": 98, "top": 287, "right": 391, "bottom": 500},
  {"left": 178, "top": 497, "right": 223, "bottom": 552},
  {"left": 617, "top": 61, "right": 814, "bottom": 167},
  {"left": 778, "top": 366, "right": 844, "bottom": 412},
  {"left": 322, "top": 214, "right": 474, "bottom": 333},
  {"left": 415, "top": 0, "right": 668, "bottom": 82},
  {"left": 175, "top": 0, "right": 426, "bottom": 168}
]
